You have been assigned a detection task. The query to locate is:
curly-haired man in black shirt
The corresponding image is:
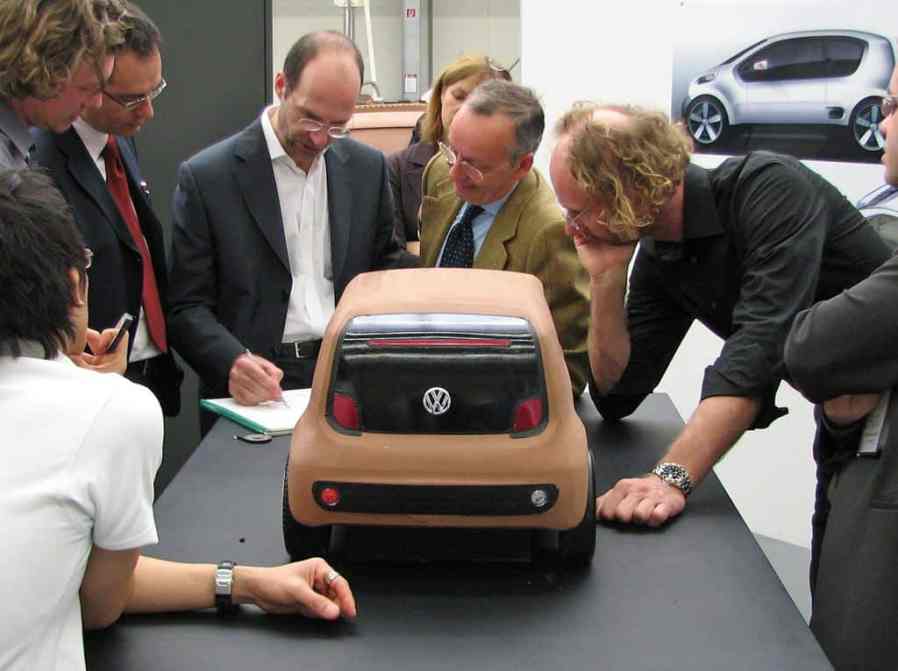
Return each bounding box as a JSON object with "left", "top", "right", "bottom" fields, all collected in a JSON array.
[{"left": 549, "top": 102, "right": 890, "bottom": 531}]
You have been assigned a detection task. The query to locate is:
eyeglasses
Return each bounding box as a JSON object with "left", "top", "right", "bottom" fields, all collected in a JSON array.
[
  {"left": 563, "top": 205, "right": 637, "bottom": 240},
  {"left": 486, "top": 57, "right": 512, "bottom": 82},
  {"left": 439, "top": 142, "right": 485, "bottom": 184},
  {"left": 84, "top": 247, "right": 93, "bottom": 271},
  {"left": 563, "top": 205, "right": 597, "bottom": 237},
  {"left": 882, "top": 95, "right": 898, "bottom": 119},
  {"left": 104, "top": 77, "right": 167, "bottom": 110},
  {"left": 296, "top": 117, "right": 351, "bottom": 139}
]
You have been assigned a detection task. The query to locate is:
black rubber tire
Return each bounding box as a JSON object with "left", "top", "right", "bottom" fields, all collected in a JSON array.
[
  {"left": 556, "top": 451, "right": 597, "bottom": 566},
  {"left": 849, "top": 97, "right": 886, "bottom": 152},
  {"left": 531, "top": 451, "right": 596, "bottom": 567},
  {"left": 282, "top": 458, "right": 331, "bottom": 560},
  {"left": 685, "top": 95, "right": 729, "bottom": 146}
]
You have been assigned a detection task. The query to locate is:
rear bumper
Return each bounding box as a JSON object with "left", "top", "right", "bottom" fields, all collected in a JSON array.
[
  {"left": 288, "top": 412, "right": 590, "bottom": 530},
  {"left": 312, "top": 481, "right": 559, "bottom": 516}
]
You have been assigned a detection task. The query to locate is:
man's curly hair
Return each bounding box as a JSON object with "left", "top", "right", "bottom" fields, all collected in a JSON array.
[
  {"left": 0, "top": 0, "right": 125, "bottom": 101},
  {"left": 555, "top": 102, "right": 692, "bottom": 239}
]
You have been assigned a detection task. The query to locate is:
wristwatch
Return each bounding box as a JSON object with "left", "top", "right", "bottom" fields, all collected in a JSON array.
[
  {"left": 215, "top": 560, "right": 238, "bottom": 614},
  {"left": 651, "top": 462, "right": 694, "bottom": 497}
]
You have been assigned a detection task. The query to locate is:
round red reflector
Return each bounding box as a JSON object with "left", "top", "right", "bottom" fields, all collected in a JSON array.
[{"left": 320, "top": 487, "right": 341, "bottom": 507}]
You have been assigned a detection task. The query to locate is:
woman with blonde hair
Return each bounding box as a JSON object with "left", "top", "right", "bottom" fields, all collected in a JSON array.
[{"left": 387, "top": 54, "right": 510, "bottom": 253}]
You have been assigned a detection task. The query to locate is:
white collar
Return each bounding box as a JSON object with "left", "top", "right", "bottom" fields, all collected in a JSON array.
[
  {"left": 72, "top": 117, "right": 109, "bottom": 163},
  {"left": 260, "top": 104, "right": 326, "bottom": 175}
]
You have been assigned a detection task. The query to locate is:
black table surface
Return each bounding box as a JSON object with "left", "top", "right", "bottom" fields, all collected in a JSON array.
[{"left": 86, "top": 394, "right": 831, "bottom": 670}]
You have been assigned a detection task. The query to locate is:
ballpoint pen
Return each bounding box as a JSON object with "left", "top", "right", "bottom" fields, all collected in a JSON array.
[{"left": 245, "top": 348, "right": 290, "bottom": 408}]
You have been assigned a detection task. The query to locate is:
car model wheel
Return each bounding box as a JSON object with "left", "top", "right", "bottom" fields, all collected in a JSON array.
[
  {"left": 532, "top": 451, "right": 596, "bottom": 567},
  {"left": 850, "top": 97, "right": 886, "bottom": 152},
  {"left": 557, "top": 451, "right": 596, "bottom": 565},
  {"left": 282, "top": 459, "right": 332, "bottom": 560},
  {"left": 685, "top": 96, "right": 729, "bottom": 146}
]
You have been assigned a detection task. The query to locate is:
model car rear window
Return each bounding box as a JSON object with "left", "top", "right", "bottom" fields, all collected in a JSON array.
[{"left": 327, "top": 313, "right": 548, "bottom": 435}]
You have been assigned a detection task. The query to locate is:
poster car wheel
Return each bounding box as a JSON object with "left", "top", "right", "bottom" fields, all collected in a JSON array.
[
  {"left": 851, "top": 97, "right": 887, "bottom": 152},
  {"left": 686, "top": 96, "right": 729, "bottom": 145}
]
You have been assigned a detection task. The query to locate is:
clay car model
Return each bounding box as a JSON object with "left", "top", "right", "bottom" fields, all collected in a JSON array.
[
  {"left": 682, "top": 30, "right": 895, "bottom": 152},
  {"left": 283, "top": 268, "right": 595, "bottom": 565}
]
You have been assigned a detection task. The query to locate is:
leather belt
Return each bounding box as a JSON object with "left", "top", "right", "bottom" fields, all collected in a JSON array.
[{"left": 273, "top": 339, "right": 322, "bottom": 359}]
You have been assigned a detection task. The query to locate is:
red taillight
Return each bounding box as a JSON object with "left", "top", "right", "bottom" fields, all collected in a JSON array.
[
  {"left": 319, "top": 486, "right": 341, "bottom": 507},
  {"left": 333, "top": 392, "right": 360, "bottom": 430},
  {"left": 512, "top": 398, "right": 543, "bottom": 433}
]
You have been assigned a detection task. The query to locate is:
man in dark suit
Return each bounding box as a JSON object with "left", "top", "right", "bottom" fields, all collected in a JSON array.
[
  {"left": 168, "top": 31, "right": 411, "bottom": 412},
  {"left": 32, "top": 3, "right": 182, "bottom": 415}
]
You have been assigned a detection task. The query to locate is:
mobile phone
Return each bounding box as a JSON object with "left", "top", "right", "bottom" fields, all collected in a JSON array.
[{"left": 106, "top": 312, "right": 134, "bottom": 353}]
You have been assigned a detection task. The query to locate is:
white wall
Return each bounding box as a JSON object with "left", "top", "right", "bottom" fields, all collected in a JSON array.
[
  {"left": 523, "top": 0, "right": 891, "bottom": 549},
  {"left": 431, "top": 1, "right": 521, "bottom": 82},
  {"left": 272, "top": 1, "right": 521, "bottom": 102},
  {"left": 272, "top": 0, "right": 404, "bottom": 101}
]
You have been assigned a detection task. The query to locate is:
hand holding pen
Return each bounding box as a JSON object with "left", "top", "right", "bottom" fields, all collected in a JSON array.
[{"left": 228, "top": 349, "right": 289, "bottom": 407}]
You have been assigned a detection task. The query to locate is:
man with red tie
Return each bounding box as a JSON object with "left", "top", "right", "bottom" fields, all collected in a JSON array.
[{"left": 32, "top": 2, "right": 182, "bottom": 414}]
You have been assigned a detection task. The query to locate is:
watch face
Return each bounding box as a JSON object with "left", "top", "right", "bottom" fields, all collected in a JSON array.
[{"left": 653, "top": 463, "right": 693, "bottom": 496}]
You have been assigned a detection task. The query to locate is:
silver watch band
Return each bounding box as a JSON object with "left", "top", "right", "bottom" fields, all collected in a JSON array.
[
  {"left": 215, "top": 560, "right": 237, "bottom": 613},
  {"left": 651, "top": 462, "right": 694, "bottom": 497}
]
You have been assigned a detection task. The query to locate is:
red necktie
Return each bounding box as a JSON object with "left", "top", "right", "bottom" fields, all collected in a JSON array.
[{"left": 103, "top": 136, "right": 168, "bottom": 352}]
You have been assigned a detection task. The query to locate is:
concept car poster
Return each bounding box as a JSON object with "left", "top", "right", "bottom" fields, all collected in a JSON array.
[{"left": 672, "top": 0, "right": 898, "bottom": 164}]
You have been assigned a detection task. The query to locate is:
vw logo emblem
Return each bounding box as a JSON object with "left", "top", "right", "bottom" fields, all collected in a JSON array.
[{"left": 422, "top": 387, "right": 451, "bottom": 416}]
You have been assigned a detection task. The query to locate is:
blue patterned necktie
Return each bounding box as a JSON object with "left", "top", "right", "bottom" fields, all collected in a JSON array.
[{"left": 439, "top": 204, "right": 484, "bottom": 268}]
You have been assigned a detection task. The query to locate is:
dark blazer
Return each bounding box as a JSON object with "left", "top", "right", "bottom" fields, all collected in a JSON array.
[
  {"left": 386, "top": 141, "right": 437, "bottom": 245},
  {"left": 784, "top": 252, "right": 898, "bottom": 671},
  {"left": 168, "top": 118, "right": 413, "bottom": 398},
  {"left": 31, "top": 127, "right": 182, "bottom": 415}
]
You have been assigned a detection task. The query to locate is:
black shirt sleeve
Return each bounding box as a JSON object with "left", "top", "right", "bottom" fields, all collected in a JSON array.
[{"left": 699, "top": 162, "right": 834, "bottom": 427}]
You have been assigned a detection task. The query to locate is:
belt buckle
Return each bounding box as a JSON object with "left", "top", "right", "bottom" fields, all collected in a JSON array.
[{"left": 293, "top": 340, "right": 313, "bottom": 358}]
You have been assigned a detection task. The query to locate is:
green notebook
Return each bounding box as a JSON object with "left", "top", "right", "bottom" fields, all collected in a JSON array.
[{"left": 200, "top": 388, "right": 312, "bottom": 436}]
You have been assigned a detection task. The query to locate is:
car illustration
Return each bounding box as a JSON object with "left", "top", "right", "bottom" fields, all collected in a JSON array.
[
  {"left": 857, "top": 183, "right": 898, "bottom": 249},
  {"left": 682, "top": 30, "right": 895, "bottom": 153},
  {"left": 283, "top": 268, "right": 595, "bottom": 566}
]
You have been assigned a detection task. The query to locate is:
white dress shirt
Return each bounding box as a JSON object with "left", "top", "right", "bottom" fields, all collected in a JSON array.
[
  {"left": 260, "top": 105, "right": 335, "bottom": 342},
  {"left": 72, "top": 118, "right": 161, "bottom": 363}
]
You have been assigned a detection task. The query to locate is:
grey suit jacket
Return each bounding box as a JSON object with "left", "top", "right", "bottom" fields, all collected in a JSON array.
[
  {"left": 168, "top": 118, "right": 412, "bottom": 396},
  {"left": 785, "top": 252, "right": 898, "bottom": 670}
]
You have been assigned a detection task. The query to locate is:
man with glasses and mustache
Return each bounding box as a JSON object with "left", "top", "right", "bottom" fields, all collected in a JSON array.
[
  {"left": 168, "top": 31, "right": 412, "bottom": 427},
  {"left": 783, "top": 76, "right": 898, "bottom": 669},
  {"left": 548, "top": 103, "right": 890, "bottom": 534},
  {"left": 32, "top": 2, "right": 182, "bottom": 416},
  {"left": 419, "top": 79, "right": 590, "bottom": 395}
]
